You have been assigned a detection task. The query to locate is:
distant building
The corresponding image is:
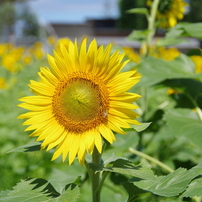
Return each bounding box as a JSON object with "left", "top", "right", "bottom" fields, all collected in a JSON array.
[{"left": 50, "top": 18, "right": 131, "bottom": 38}]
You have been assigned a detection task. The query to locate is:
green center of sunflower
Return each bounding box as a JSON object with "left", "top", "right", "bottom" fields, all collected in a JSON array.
[
  {"left": 158, "top": 0, "right": 173, "bottom": 13},
  {"left": 52, "top": 72, "right": 109, "bottom": 133},
  {"left": 61, "top": 79, "right": 100, "bottom": 121}
]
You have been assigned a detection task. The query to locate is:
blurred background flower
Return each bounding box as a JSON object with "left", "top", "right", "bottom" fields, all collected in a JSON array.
[{"left": 147, "top": 0, "right": 188, "bottom": 28}]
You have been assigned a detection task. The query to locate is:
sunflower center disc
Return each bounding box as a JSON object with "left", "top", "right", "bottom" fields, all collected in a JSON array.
[
  {"left": 52, "top": 73, "right": 109, "bottom": 133},
  {"left": 61, "top": 79, "right": 100, "bottom": 121}
]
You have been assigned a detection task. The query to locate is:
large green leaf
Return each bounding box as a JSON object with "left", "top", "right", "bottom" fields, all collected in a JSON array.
[
  {"left": 180, "top": 177, "right": 202, "bottom": 197},
  {"left": 156, "top": 37, "right": 187, "bottom": 47},
  {"left": 137, "top": 54, "right": 198, "bottom": 87},
  {"left": 94, "top": 159, "right": 202, "bottom": 197},
  {"left": 122, "top": 182, "right": 148, "bottom": 202},
  {"left": 7, "top": 142, "right": 41, "bottom": 153},
  {"left": 166, "top": 22, "right": 202, "bottom": 39},
  {"left": 127, "top": 30, "right": 150, "bottom": 42},
  {"left": 164, "top": 108, "right": 202, "bottom": 151},
  {"left": 49, "top": 185, "right": 80, "bottom": 202},
  {"left": 132, "top": 164, "right": 202, "bottom": 197},
  {"left": 103, "top": 159, "right": 156, "bottom": 181},
  {"left": 0, "top": 178, "right": 80, "bottom": 202},
  {"left": 101, "top": 152, "right": 127, "bottom": 167},
  {"left": 0, "top": 179, "right": 50, "bottom": 202}
]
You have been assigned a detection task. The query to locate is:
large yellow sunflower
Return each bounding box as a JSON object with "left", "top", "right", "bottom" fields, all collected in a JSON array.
[{"left": 18, "top": 39, "right": 141, "bottom": 165}]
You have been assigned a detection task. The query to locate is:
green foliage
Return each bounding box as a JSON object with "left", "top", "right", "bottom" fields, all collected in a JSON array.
[
  {"left": 117, "top": 0, "right": 147, "bottom": 30},
  {"left": 89, "top": 159, "right": 202, "bottom": 198},
  {"left": 0, "top": 178, "right": 80, "bottom": 202},
  {"left": 132, "top": 122, "right": 152, "bottom": 132},
  {"left": 184, "top": 0, "right": 202, "bottom": 23},
  {"left": 181, "top": 178, "right": 202, "bottom": 198},
  {"left": 0, "top": 2, "right": 15, "bottom": 26},
  {"left": 7, "top": 142, "right": 41, "bottom": 153},
  {"left": 165, "top": 109, "right": 202, "bottom": 151},
  {"left": 133, "top": 165, "right": 202, "bottom": 197},
  {"left": 128, "top": 29, "right": 151, "bottom": 42},
  {"left": 136, "top": 55, "right": 200, "bottom": 87},
  {"left": 20, "top": 3, "right": 41, "bottom": 37},
  {"left": 126, "top": 8, "right": 149, "bottom": 16},
  {"left": 155, "top": 37, "right": 187, "bottom": 47},
  {"left": 166, "top": 22, "right": 202, "bottom": 40}
]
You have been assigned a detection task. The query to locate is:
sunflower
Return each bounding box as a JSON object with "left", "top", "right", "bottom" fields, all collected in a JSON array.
[
  {"left": 190, "top": 55, "right": 202, "bottom": 74},
  {"left": 0, "top": 78, "right": 6, "bottom": 89},
  {"left": 152, "top": 46, "right": 181, "bottom": 61},
  {"left": 18, "top": 39, "right": 141, "bottom": 165},
  {"left": 123, "top": 47, "right": 141, "bottom": 64},
  {"left": 147, "top": 0, "right": 188, "bottom": 28}
]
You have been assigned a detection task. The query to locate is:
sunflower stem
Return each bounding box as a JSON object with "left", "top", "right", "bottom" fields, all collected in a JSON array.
[
  {"left": 92, "top": 147, "right": 101, "bottom": 202},
  {"left": 129, "top": 147, "right": 174, "bottom": 173},
  {"left": 145, "top": 0, "right": 160, "bottom": 56},
  {"left": 96, "top": 171, "right": 109, "bottom": 195},
  {"left": 184, "top": 92, "right": 202, "bottom": 122},
  {"left": 85, "top": 160, "right": 93, "bottom": 179}
]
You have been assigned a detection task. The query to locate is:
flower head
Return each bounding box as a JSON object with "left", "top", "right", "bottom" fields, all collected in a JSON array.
[
  {"left": 190, "top": 55, "right": 202, "bottom": 74},
  {"left": 18, "top": 39, "right": 141, "bottom": 165},
  {"left": 0, "top": 78, "right": 6, "bottom": 89},
  {"left": 148, "top": 0, "right": 188, "bottom": 28},
  {"left": 153, "top": 46, "right": 181, "bottom": 61},
  {"left": 123, "top": 47, "right": 141, "bottom": 64}
]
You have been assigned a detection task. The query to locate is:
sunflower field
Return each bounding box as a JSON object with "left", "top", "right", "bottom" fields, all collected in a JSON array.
[{"left": 1, "top": 0, "right": 202, "bottom": 202}]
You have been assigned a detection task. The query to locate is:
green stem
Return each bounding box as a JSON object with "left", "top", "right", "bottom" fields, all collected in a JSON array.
[
  {"left": 85, "top": 160, "right": 93, "bottom": 179},
  {"left": 140, "top": 87, "right": 147, "bottom": 119},
  {"left": 129, "top": 147, "right": 174, "bottom": 173},
  {"left": 146, "top": 0, "right": 160, "bottom": 55},
  {"left": 184, "top": 92, "right": 202, "bottom": 122},
  {"left": 85, "top": 143, "right": 110, "bottom": 202},
  {"left": 92, "top": 148, "right": 101, "bottom": 202},
  {"left": 195, "top": 107, "right": 202, "bottom": 121},
  {"left": 96, "top": 171, "right": 109, "bottom": 194}
]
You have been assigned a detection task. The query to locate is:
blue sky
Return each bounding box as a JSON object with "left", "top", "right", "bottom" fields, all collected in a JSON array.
[{"left": 28, "top": 0, "right": 119, "bottom": 24}]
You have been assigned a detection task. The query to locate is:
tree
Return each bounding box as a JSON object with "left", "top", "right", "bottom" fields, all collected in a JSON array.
[
  {"left": 0, "top": 1, "right": 16, "bottom": 42},
  {"left": 117, "top": 0, "right": 147, "bottom": 30},
  {"left": 187, "top": 0, "right": 202, "bottom": 22},
  {"left": 20, "top": 4, "right": 40, "bottom": 38}
]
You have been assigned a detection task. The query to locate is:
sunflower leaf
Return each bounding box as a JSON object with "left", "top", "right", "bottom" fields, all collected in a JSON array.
[
  {"left": 156, "top": 37, "right": 188, "bottom": 47},
  {"left": 164, "top": 108, "right": 202, "bottom": 151},
  {"left": 126, "top": 8, "right": 149, "bottom": 16},
  {"left": 101, "top": 152, "right": 127, "bottom": 166},
  {"left": 49, "top": 184, "right": 80, "bottom": 202},
  {"left": 122, "top": 182, "right": 148, "bottom": 202},
  {"left": 132, "top": 122, "right": 152, "bottom": 132},
  {"left": 132, "top": 164, "right": 202, "bottom": 197},
  {"left": 0, "top": 178, "right": 50, "bottom": 202},
  {"left": 180, "top": 177, "right": 202, "bottom": 197},
  {"left": 0, "top": 178, "right": 80, "bottom": 202},
  {"left": 137, "top": 54, "right": 200, "bottom": 87},
  {"left": 7, "top": 141, "right": 41, "bottom": 153},
  {"left": 127, "top": 29, "right": 151, "bottom": 42},
  {"left": 103, "top": 159, "right": 156, "bottom": 180},
  {"left": 166, "top": 22, "right": 202, "bottom": 40},
  {"left": 102, "top": 159, "right": 202, "bottom": 197}
]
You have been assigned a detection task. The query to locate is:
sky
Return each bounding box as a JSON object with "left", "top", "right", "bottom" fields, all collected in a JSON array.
[{"left": 28, "top": 0, "right": 119, "bottom": 24}]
